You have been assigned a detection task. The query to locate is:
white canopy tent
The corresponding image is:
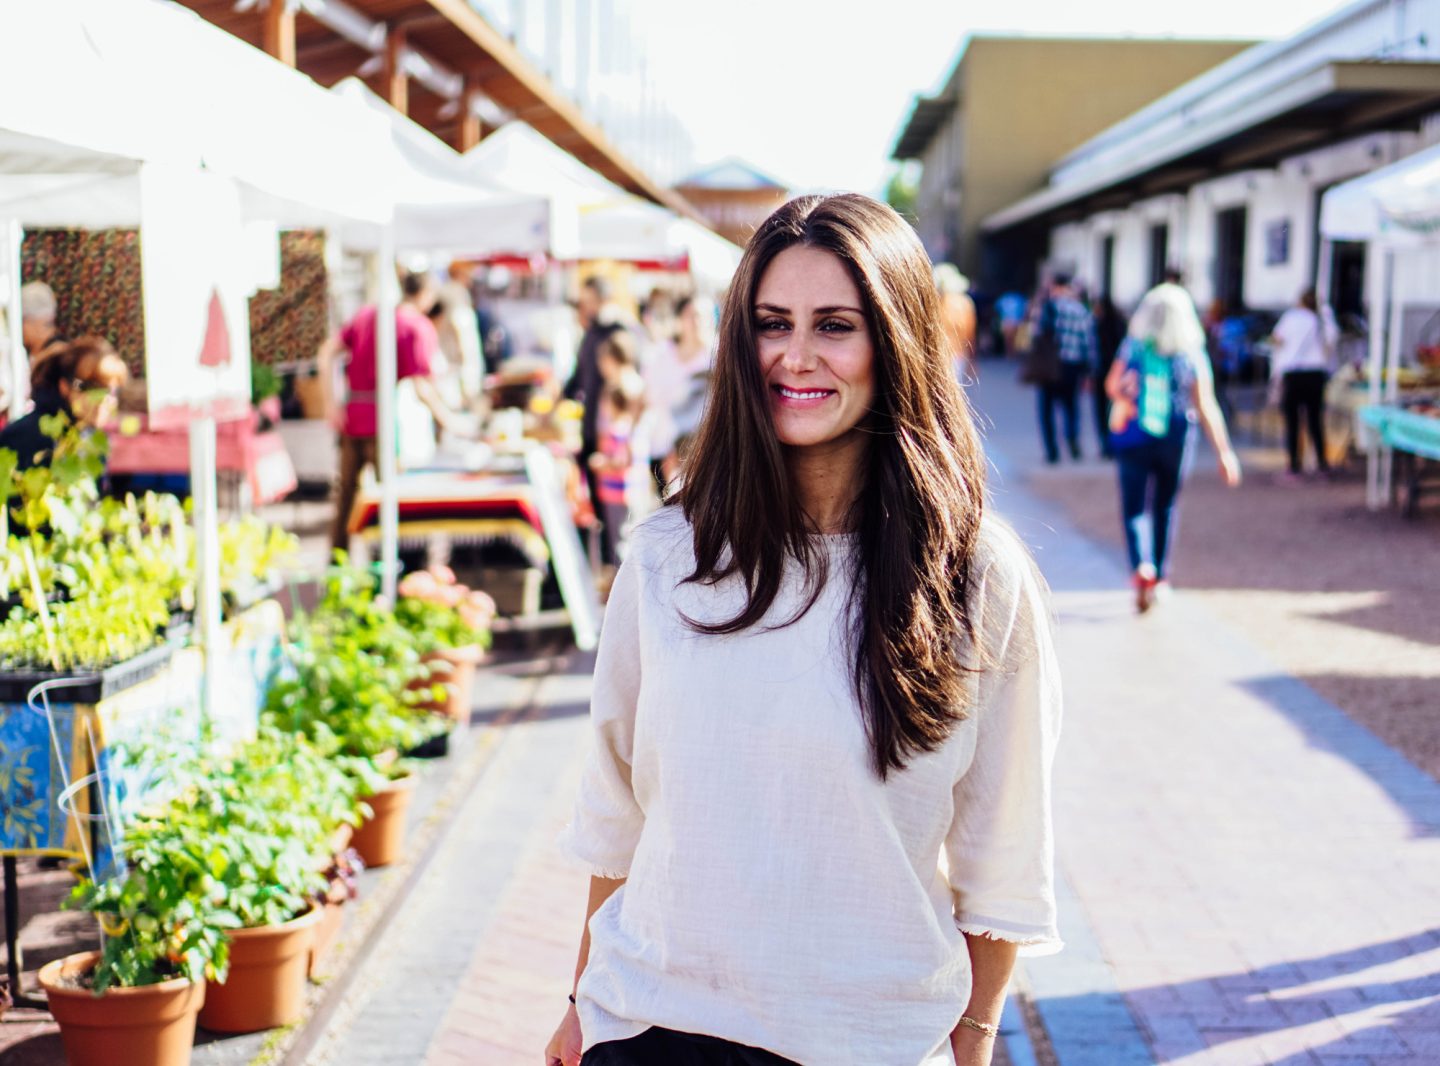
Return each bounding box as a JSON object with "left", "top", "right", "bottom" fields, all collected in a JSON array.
[
  {"left": 458, "top": 122, "right": 741, "bottom": 288},
  {"left": 1320, "top": 142, "right": 1440, "bottom": 508}
]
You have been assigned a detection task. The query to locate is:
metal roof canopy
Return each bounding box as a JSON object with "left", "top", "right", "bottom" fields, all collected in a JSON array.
[
  {"left": 983, "top": 60, "right": 1440, "bottom": 233},
  {"left": 175, "top": 0, "right": 700, "bottom": 220},
  {"left": 891, "top": 94, "right": 958, "bottom": 160}
]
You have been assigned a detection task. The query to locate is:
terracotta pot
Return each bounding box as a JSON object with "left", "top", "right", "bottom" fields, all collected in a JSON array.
[
  {"left": 308, "top": 877, "right": 350, "bottom": 978},
  {"left": 198, "top": 907, "right": 320, "bottom": 1033},
  {"left": 39, "top": 951, "right": 204, "bottom": 1066},
  {"left": 351, "top": 775, "right": 417, "bottom": 868},
  {"left": 410, "top": 645, "right": 482, "bottom": 722}
]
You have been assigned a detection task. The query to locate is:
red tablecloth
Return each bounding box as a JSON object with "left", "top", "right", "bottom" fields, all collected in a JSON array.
[{"left": 106, "top": 413, "right": 298, "bottom": 505}]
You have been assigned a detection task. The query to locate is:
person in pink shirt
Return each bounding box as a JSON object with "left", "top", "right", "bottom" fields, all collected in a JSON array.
[{"left": 318, "top": 270, "right": 463, "bottom": 552}]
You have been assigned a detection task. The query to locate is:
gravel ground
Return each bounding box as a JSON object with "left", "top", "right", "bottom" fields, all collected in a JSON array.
[{"left": 1022, "top": 440, "right": 1440, "bottom": 781}]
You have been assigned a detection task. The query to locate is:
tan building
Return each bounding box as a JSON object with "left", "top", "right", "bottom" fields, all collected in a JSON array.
[
  {"left": 674, "top": 160, "right": 790, "bottom": 249},
  {"left": 893, "top": 35, "right": 1254, "bottom": 289}
]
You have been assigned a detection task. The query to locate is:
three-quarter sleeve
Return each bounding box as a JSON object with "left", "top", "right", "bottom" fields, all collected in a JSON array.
[
  {"left": 556, "top": 549, "right": 646, "bottom": 879},
  {"left": 944, "top": 536, "right": 1063, "bottom": 956}
]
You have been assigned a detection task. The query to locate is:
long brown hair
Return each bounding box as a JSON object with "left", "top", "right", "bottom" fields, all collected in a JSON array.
[{"left": 678, "top": 193, "right": 989, "bottom": 778}]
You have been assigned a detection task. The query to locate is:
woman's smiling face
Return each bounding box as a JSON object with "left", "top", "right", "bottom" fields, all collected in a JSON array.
[{"left": 754, "top": 244, "right": 875, "bottom": 452}]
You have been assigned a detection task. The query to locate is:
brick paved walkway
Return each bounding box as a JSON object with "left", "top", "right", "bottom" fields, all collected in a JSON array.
[{"left": 302, "top": 365, "right": 1440, "bottom": 1066}]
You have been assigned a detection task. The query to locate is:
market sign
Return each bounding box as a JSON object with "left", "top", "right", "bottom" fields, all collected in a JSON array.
[{"left": 139, "top": 164, "right": 255, "bottom": 430}]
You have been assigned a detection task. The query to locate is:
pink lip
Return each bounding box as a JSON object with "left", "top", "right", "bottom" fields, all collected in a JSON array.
[{"left": 770, "top": 384, "right": 836, "bottom": 409}]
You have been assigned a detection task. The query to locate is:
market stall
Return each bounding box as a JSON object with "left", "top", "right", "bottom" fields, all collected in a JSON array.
[{"left": 1320, "top": 142, "right": 1440, "bottom": 512}]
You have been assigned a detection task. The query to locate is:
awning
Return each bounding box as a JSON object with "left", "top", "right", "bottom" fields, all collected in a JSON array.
[
  {"left": 985, "top": 60, "right": 1440, "bottom": 233},
  {"left": 891, "top": 94, "right": 958, "bottom": 160},
  {"left": 1321, "top": 140, "right": 1440, "bottom": 242}
]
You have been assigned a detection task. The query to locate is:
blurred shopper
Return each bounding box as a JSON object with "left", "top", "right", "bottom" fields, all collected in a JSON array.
[
  {"left": 566, "top": 276, "right": 627, "bottom": 565},
  {"left": 21, "top": 281, "right": 65, "bottom": 363},
  {"left": 0, "top": 337, "right": 127, "bottom": 471},
  {"left": 1031, "top": 272, "right": 1095, "bottom": 464},
  {"left": 1268, "top": 288, "right": 1339, "bottom": 483},
  {"left": 317, "top": 270, "right": 465, "bottom": 553},
  {"left": 546, "top": 194, "right": 1060, "bottom": 1066},
  {"left": 1107, "top": 282, "right": 1241, "bottom": 613},
  {"left": 643, "top": 295, "right": 714, "bottom": 497},
  {"left": 993, "top": 289, "right": 1028, "bottom": 355},
  {"left": 1092, "top": 295, "right": 1127, "bottom": 459},
  {"left": 934, "top": 263, "right": 977, "bottom": 383},
  {"left": 434, "top": 260, "right": 486, "bottom": 408}
]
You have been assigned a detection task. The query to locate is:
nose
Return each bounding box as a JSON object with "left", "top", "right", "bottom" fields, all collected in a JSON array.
[{"left": 779, "top": 325, "right": 819, "bottom": 374}]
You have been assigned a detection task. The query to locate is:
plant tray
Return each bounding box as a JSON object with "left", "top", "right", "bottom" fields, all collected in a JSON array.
[{"left": 0, "top": 644, "right": 176, "bottom": 705}]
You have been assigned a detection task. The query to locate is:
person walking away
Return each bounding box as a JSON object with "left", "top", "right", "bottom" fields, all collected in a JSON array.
[
  {"left": 0, "top": 337, "right": 127, "bottom": 471},
  {"left": 643, "top": 295, "right": 714, "bottom": 498},
  {"left": 565, "top": 276, "right": 627, "bottom": 566},
  {"left": 1268, "top": 288, "right": 1338, "bottom": 483},
  {"left": 317, "top": 270, "right": 466, "bottom": 553},
  {"left": 1033, "top": 273, "right": 1095, "bottom": 463},
  {"left": 1107, "top": 283, "right": 1241, "bottom": 613},
  {"left": 934, "top": 263, "right": 977, "bottom": 383},
  {"left": 1092, "top": 294, "right": 1127, "bottom": 459},
  {"left": 545, "top": 193, "right": 1061, "bottom": 1066}
]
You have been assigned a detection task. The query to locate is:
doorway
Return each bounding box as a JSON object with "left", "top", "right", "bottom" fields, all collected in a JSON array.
[{"left": 1214, "top": 207, "right": 1247, "bottom": 310}]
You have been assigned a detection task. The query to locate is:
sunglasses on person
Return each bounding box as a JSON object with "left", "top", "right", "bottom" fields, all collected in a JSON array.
[{"left": 71, "top": 377, "right": 120, "bottom": 400}]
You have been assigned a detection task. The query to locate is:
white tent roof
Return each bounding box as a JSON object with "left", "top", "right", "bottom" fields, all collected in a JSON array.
[
  {"left": 327, "top": 80, "right": 554, "bottom": 255},
  {"left": 1320, "top": 141, "right": 1440, "bottom": 244},
  {"left": 461, "top": 122, "right": 740, "bottom": 284}
]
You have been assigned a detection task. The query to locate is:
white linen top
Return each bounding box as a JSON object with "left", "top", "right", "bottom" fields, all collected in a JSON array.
[
  {"left": 1270, "top": 307, "right": 1338, "bottom": 375},
  {"left": 558, "top": 506, "right": 1062, "bottom": 1066}
]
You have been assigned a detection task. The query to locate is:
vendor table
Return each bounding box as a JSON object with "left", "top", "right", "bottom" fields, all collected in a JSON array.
[
  {"left": 348, "top": 446, "right": 600, "bottom": 650},
  {"left": 1360, "top": 405, "right": 1440, "bottom": 517},
  {"left": 107, "top": 411, "right": 298, "bottom": 507}
]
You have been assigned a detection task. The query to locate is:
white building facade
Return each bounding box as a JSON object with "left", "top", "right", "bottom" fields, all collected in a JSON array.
[{"left": 986, "top": 0, "right": 1440, "bottom": 321}]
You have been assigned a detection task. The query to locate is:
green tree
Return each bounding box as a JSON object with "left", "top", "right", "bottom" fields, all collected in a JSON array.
[{"left": 885, "top": 165, "right": 920, "bottom": 225}]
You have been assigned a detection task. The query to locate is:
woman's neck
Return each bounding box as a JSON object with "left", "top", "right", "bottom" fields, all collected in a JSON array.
[{"left": 785, "top": 435, "right": 867, "bottom": 534}]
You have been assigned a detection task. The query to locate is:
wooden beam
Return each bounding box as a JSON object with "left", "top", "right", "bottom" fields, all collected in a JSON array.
[
  {"left": 457, "top": 76, "right": 483, "bottom": 152},
  {"left": 263, "top": 0, "right": 296, "bottom": 67},
  {"left": 382, "top": 24, "right": 408, "bottom": 114}
]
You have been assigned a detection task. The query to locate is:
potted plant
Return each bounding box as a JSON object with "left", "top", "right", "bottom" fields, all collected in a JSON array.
[
  {"left": 309, "top": 846, "right": 363, "bottom": 978},
  {"left": 266, "top": 563, "right": 445, "bottom": 867},
  {"left": 166, "top": 729, "right": 350, "bottom": 1033},
  {"left": 395, "top": 565, "right": 496, "bottom": 724},
  {"left": 41, "top": 804, "right": 234, "bottom": 1066}
]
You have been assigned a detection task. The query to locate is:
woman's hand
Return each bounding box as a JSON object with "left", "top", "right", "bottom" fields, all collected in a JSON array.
[
  {"left": 543, "top": 1003, "right": 583, "bottom": 1066},
  {"left": 1218, "top": 449, "right": 1243, "bottom": 488},
  {"left": 950, "top": 1027, "right": 995, "bottom": 1066}
]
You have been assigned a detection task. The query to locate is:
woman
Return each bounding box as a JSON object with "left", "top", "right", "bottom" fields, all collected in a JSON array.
[
  {"left": 1106, "top": 283, "right": 1241, "bottom": 613},
  {"left": 642, "top": 295, "right": 715, "bottom": 495},
  {"left": 546, "top": 194, "right": 1062, "bottom": 1066},
  {"left": 0, "top": 336, "right": 127, "bottom": 470},
  {"left": 1268, "top": 288, "right": 1338, "bottom": 482}
]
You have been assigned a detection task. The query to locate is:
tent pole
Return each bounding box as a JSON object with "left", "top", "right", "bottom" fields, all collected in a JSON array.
[
  {"left": 4, "top": 219, "right": 26, "bottom": 421},
  {"left": 1315, "top": 237, "right": 1333, "bottom": 308},
  {"left": 376, "top": 222, "right": 400, "bottom": 601},
  {"left": 1365, "top": 242, "right": 1387, "bottom": 510},
  {"left": 189, "top": 415, "right": 222, "bottom": 719}
]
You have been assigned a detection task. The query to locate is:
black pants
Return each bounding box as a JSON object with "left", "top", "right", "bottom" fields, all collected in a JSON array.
[
  {"left": 1036, "top": 363, "right": 1085, "bottom": 463},
  {"left": 583, "top": 1027, "right": 797, "bottom": 1065},
  {"left": 1281, "top": 370, "right": 1330, "bottom": 473}
]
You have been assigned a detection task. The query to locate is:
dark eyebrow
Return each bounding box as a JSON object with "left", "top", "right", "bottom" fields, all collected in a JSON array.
[{"left": 753, "top": 303, "right": 863, "bottom": 315}]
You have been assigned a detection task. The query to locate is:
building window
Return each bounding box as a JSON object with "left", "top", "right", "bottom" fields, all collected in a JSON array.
[
  {"left": 1265, "top": 220, "right": 1290, "bottom": 266},
  {"left": 1098, "top": 235, "right": 1115, "bottom": 299},
  {"left": 1149, "top": 224, "right": 1169, "bottom": 288}
]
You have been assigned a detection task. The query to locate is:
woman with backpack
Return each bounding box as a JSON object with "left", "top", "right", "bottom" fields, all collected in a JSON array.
[{"left": 1106, "top": 282, "right": 1241, "bottom": 613}]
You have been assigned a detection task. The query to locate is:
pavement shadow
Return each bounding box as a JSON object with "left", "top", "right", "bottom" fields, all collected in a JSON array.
[
  {"left": 1239, "top": 675, "right": 1440, "bottom": 839},
  {"left": 1033, "top": 929, "right": 1440, "bottom": 1063}
]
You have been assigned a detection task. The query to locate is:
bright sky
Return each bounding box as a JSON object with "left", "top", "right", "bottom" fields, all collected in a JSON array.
[{"left": 633, "top": 0, "right": 1357, "bottom": 194}]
